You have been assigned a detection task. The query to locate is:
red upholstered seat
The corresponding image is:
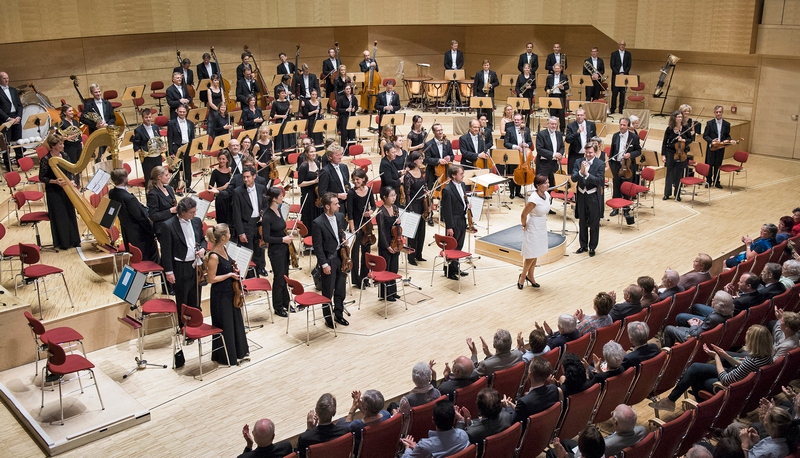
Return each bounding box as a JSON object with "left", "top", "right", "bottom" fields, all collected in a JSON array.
[
  {"left": 41, "top": 340, "right": 104, "bottom": 425},
  {"left": 142, "top": 298, "right": 177, "bottom": 315},
  {"left": 243, "top": 278, "right": 272, "bottom": 292},
  {"left": 19, "top": 211, "right": 49, "bottom": 224},
  {"left": 285, "top": 275, "right": 335, "bottom": 345}
]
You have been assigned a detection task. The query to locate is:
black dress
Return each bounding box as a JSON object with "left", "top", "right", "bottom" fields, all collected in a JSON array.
[
  {"left": 302, "top": 100, "right": 324, "bottom": 146},
  {"left": 261, "top": 208, "right": 290, "bottom": 313},
  {"left": 297, "top": 160, "right": 322, "bottom": 229},
  {"left": 241, "top": 107, "right": 263, "bottom": 131},
  {"left": 270, "top": 100, "right": 294, "bottom": 152},
  {"left": 209, "top": 169, "right": 232, "bottom": 224},
  {"left": 59, "top": 119, "right": 82, "bottom": 164},
  {"left": 207, "top": 110, "right": 231, "bottom": 138},
  {"left": 347, "top": 186, "right": 376, "bottom": 287},
  {"left": 407, "top": 129, "right": 426, "bottom": 151},
  {"left": 376, "top": 205, "right": 400, "bottom": 298},
  {"left": 38, "top": 154, "right": 81, "bottom": 250},
  {"left": 208, "top": 88, "right": 223, "bottom": 110},
  {"left": 146, "top": 185, "right": 177, "bottom": 237},
  {"left": 662, "top": 128, "right": 690, "bottom": 198},
  {"left": 252, "top": 140, "right": 273, "bottom": 181},
  {"left": 336, "top": 94, "right": 358, "bottom": 153},
  {"left": 209, "top": 252, "right": 248, "bottom": 365},
  {"left": 404, "top": 170, "right": 427, "bottom": 262}
]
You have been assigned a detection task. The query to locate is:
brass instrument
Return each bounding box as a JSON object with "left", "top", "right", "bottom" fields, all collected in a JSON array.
[
  {"left": 653, "top": 54, "right": 681, "bottom": 97},
  {"left": 546, "top": 77, "right": 566, "bottom": 95},
  {"left": 483, "top": 79, "right": 491, "bottom": 94},
  {"left": 57, "top": 124, "right": 82, "bottom": 140},
  {"left": 583, "top": 60, "right": 607, "bottom": 83},
  {"left": 167, "top": 143, "right": 188, "bottom": 186},
  {"left": 83, "top": 111, "right": 102, "bottom": 125},
  {"left": 139, "top": 136, "right": 167, "bottom": 163},
  {"left": 518, "top": 77, "right": 534, "bottom": 95}
]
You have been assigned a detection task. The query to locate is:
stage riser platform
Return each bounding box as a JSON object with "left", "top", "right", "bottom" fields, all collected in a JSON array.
[{"left": 475, "top": 227, "right": 566, "bottom": 267}]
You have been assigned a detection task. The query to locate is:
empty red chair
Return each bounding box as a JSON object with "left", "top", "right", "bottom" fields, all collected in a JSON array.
[
  {"left": 40, "top": 340, "right": 104, "bottom": 425},
  {"left": 719, "top": 150, "right": 748, "bottom": 192},
  {"left": 128, "top": 243, "right": 167, "bottom": 292},
  {"left": 481, "top": 420, "right": 521, "bottom": 458},
  {"left": 358, "top": 252, "right": 407, "bottom": 318},
  {"left": 679, "top": 162, "right": 711, "bottom": 207},
  {"left": 151, "top": 81, "right": 166, "bottom": 115},
  {"left": 650, "top": 408, "right": 694, "bottom": 458},
  {"left": 515, "top": 401, "right": 562, "bottom": 458},
  {"left": 431, "top": 234, "right": 475, "bottom": 293},
  {"left": 24, "top": 310, "right": 84, "bottom": 376},
  {"left": 180, "top": 303, "right": 229, "bottom": 380},
  {"left": 16, "top": 243, "right": 73, "bottom": 318},
  {"left": 285, "top": 275, "right": 335, "bottom": 345},
  {"left": 356, "top": 413, "right": 403, "bottom": 458}
]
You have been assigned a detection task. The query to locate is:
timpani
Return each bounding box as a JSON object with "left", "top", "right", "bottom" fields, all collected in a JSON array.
[
  {"left": 403, "top": 76, "right": 431, "bottom": 109},
  {"left": 424, "top": 80, "right": 449, "bottom": 113}
]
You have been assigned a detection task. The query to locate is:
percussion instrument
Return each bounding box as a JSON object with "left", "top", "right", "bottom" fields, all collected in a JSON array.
[{"left": 416, "top": 63, "right": 431, "bottom": 78}]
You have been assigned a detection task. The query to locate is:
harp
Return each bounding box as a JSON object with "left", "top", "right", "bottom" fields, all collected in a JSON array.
[{"left": 49, "top": 126, "right": 123, "bottom": 250}]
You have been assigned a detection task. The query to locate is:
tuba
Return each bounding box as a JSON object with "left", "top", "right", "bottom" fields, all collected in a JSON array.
[
  {"left": 583, "top": 60, "right": 608, "bottom": 82},
  {"left": 653, "top": 54, "right": 681, "bottom": 97}
]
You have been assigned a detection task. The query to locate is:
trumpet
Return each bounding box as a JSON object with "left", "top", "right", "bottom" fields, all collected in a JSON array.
[{"left": 583, "top": 60, "right": 607, "bottom": 82}]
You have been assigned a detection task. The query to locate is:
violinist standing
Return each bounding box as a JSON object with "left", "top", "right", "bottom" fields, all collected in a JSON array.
[
  {"left": 440, "top": 165, "right": 470, "bottom": 281},
  {"left": 347, "top": 168, "right": 376, "bottom": 289},
  {"left": 608, "top": 117, "right": 641, "bottom": 216},
  {"left": 404, "top": 151, "right": 428, "bottom": 266},
  {"left": 261, "top": 187, "right": 293, "bottom": 317},
  {"left": 311, "top": 193, "right": 349, "bottom": 328},
  {"left": 377, "top": 186, "right": 401, "bottom": 301}
]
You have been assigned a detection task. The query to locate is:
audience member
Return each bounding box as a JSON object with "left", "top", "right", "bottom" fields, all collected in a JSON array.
[
  {"left": 339, "top": 389, "right": 392, "bottom": 455},
  {"left": 537, "top": 314, "right": 580, "bottom": 349},
  {"left": 777, "top": 216, "right": 794, "bottom": 243},
  {"left": 793, "top": 208, "right": 800, "bottom": 236},
  {"left": 680, "top": 253, "right": 713, "bottom": 289},
  {"left": 713, "top": 437, "right": 745, "bottom": 458},
  {"left": 437, "top": 356, "right": 478, "bottom": 400},
  {"left": 602, "top": 405, "right": 647, "bottom": 457},
  {"left": 739, "top": 407, "right": 792, "bottom": 458},
  {"left": 780, "top": 260, "right": 800, "bottom": 290},
  {"left": 665, "top": 291, "right": 734, "bottom": 347},
  {"left": 658, "top": 269, "right": 685, "bottom": 300},
  {"left": 575, "top": 292, "right": 614, "bottom": 335},
  {"left": 550, "top": 425, "right": 605, "bottom": 458},
  {"left": 638, "top": 275, "right": 659, "bottom": 307},
  {"left": 518, "top": 328, "right": 551, "bottom": 362},
  {"left": 238, "top": 418, "right": 293, "bottom": 458},
  {"left": 559, "top": 353, "right": 589, "bottom": 397},
  {"left": 608, "top": 285, "right": 643, "bottom": 322},
  {"left": 759, "top": 262, "right": 787, "bottom": 299},
  {"left": 296, "top": 393, "right": 349, "bottom": 458},
  {"left": 724, "top": 272, "right": 764, "bottom": 315},
  {"left": 468, "top": 329, "right": 523, "bottom": 377},
  {"left": 586, "top": 341, "right": 626, "bottom": 386},
  {"left": 504, "top": 356, "right": 561, "bottom": 423},
  {"left": 403, "top": 362, "right": 442, "bottom": 407},
  {"left": 685, "top": 444, "right": 714, "bottom": 458},
  {"left": 725, "top": 223, "right": 778, "bottom": 268},
  {"left": 621, "top": 321, "right": 659, "bottom": 369},
  {"left": 772, "top": 308, "right": 800, "bottom": 361},
  {"left": 454, "top": 388, "right": 513, "bottom": 447},
  {"left": 400, "top": 399, "right": 469, "bottom": 458}
]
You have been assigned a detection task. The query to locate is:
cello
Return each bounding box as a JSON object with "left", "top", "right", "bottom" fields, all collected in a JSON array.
[
  {"left": 513, "top": 143, "right": 535, "bottom": 188},
  {"left": 361, "top": 41, "right": 381, "bottom": 113},
  {"left": 244, "top": 44, "right": 269, "bottom": 109}
]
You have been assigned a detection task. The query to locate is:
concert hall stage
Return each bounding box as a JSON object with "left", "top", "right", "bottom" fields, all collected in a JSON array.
[{"left": 475, "top": 226, "right": 567, "bottom": 267}]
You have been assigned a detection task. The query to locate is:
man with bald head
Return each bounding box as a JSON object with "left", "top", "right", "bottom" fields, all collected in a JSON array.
[
  {"left": 658, "top": 269, "right": 684, "bottom": 301},
  {"left": 238, "top": 418, "right": 292, "bottom": 458},
  {"left": 0, "top": 71, "right": 23, "bottom": 170},
  {"left": 679, "top": 253, "right": 713, "bottom": 289},
  {"left": 438, "top": 356, "right": 478, "bottom": 399},
  {"left": 603, "top": 405, "right": 646, "bottom": 456}
]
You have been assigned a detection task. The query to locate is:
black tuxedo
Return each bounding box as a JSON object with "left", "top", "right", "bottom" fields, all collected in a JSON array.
[
  {"left": 423, "top": 137, "right": 454, "bottom": 187},
  {"left": 276, "top": 61, "right": 296, "bottom": 75},
  {"left": 444, "top": 49, "right": 464, "bottom": 70},
  {"left": 536, "top": 129, "right": 565, "bottom": 186},
  {"left": 322, "top": 57, "right": 341, "bottom": 96},
  {"left": 133, "top": 123, "right": 162, "bottom": 181},
  {"left": 545, "top": 73, "right": 570, "bottom": 131},
  {"left": 545, "top": 53, "right": 567, "bottom": 73},
  {"left": 236, "top": 441, "right": 293, "bottom": 458},
  {"left": 295, "top": 73, "right": 320, "bottom": 99},
  {"left": 518, "top": 53, "right": 540, "bottom": 73},
  {"left": 374, "top": 90, "right": 401, "bottom": 123},
  {"left": 236, "top": 63, "right": 253, "bottom": 82},
  {"left": 318, "top": 162, "right": 351, "bottom": 213},
  {"left": 565, "top": 120, "right": 597, "bottom": 176},
  {"left": 515, "top": 72, "right": 536, "bottom": 97},
  {"left": 703, "top": 118, "right": 732, "bottom": 184},
  {"left": 572, "top": 157, "right": 605, "bottom": 251},
  {"left": 504, "top": 126, "right": 534, "bottom": 197},
  {"left": 165, "top": 84, "right": 192, "bottom": 119},
  {"left": 609, "top": 50, "right": 632, "bottom": 113},
  {"left": 335, "top": 94, "right": 358, "bottom": 151},
  {"left": 608, "top": 131, "right": 642, "bottom": 198},
  {"left": 458, "top": 132, "right": 488, "bottom": 169},
  {"left": 473, "top": 70, "right": 499, "bottom": 127},
  {"left": 232, "top": 183, "right": 267, "bottom": 273},
  {"left": 236, "top": 78, "right": 260, "bottom": 108},
  {"left": 311, "top": 211, "right": 348, "bottom": 322},
  {"left": 734, "top": 291, "right": 763, "bottom": 315},
  {"left": 582, "top": 57, "right": 605, "bottom": 101},
  {"left": 108, "top": 187, "right": 158, "bottom": 263},
  {"left": 440, "top": 180, "right": 467, "bottom": 274},
  {"left": 173, "top": 66, "right": 194, "bottom": 86},
  {"left": 379, "top": 157, "right": 401, "bottom": 197},
  {"left": 80, "top": 99, "right": 116, "bottom": 132},
  {"left": 0, "top": 85, "right": 23, "bottom": 164},
  {"left": 196, "top": 62, "right": 219, "bottom": 104},
  {"left": 359, "top": 59, "right": 379, "bottom": 73},
  {"left": 159, "top": 216, "right": 205, "bottom": 323},
  {"left": 166, "top": 117, "right": 195, "bottom": 189}
]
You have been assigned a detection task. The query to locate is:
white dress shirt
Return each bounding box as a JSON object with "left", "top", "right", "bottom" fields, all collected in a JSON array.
[
  {"left": 2, "top": 86, "right": 15, "bottom": 113},
  {"left": 178, "top": 118, "right": 189, "bottom": 143},
  {"left": 178, "top": 218, "right": 197, "bottom": 262},
  {"left": 450, "top": 51, "right": 458, "bottom": 69},
  {"left": 247, "top": 185, "right": 259, "bottom": 218},
  {"left": 618, "top": 51, "right": 625, "bottom": 72}
]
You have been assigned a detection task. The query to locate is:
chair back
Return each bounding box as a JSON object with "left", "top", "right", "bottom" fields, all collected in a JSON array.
[
  {"left": 770, "top": 347, "right": 800, "bottom": 398},
  {"left": 405, "top": 395, "right": 446, "bottom": 442},
  {"left": 306, "top": 431, "right": 354, "bottom": 458},
  {"left": 638, "top": 129, "right": 649, "bottom": 142},
  {"left": 676, "top": 390, "right": 725, "bottom": 457},
  {"left": 285, "top": 275, "right": 305, "bottom": 295},
  {"left": 693, "top": 277, "right": 718, "bottom": 307},
  {"left": 36, "top": 146, "right": 49, "bottom": 160},
  {"left": 631, "top": 82, "right": 645, "bottom": 92},
  {"left": 19, "top": 243, "right": 41, "bottom": 266},
  {"left": 482, "top": 420, "right": 521, "bottom": 458},
  {"left": 18, "top": 157, "right": 34, "bottom": 173},
  {"left": 46, "top": 340, "right": 67, "bottom": 366},
  {"left": 13, "top": 191, "right": 29, "bottom": 209},
  {"left": 128, "top": 244, "right": 144, "bottom": 263},
  {"left": 644, "top": 297, "right": 673, "bottom": 339},
  {"left": 516, "top": 401, "right": 562, "bottom": 458},
  {"left": 593, "top": 366, "right": 636, "bottom": 423},
  {"left": 688, "top": 324, "right": 725, "bottom": 366},
  {"left": 717, "top": 311, "right": 747, "bottom": 351},
  {"left": 652, "top": 409, "right": 694, "bottom": 458},
  {"left": 154, "top": 115, "right": 169, "bottom": 127},
  {"left": 103, "top": 90, "right": 118, "bottom": 100},
  {"left": 197, "top": 190, "right": 215, "bottom": 202},
  {"left": 710, "top": 371, "right": 757, "bottom": 430},
  {"left": 490, "top": 361, "right": 526, "bottom": 399},
  {"left": 453, "top": 376, "right": 487, "bottom": 420},
  {"left": 563, "top": 332, "right": 592, "bottom": 360},
  {"left": 654, "top": 339, "right": 697, "bottom": 394},
  {"left": 640, "top": 166, "right": 655, "bottom": 182},
  {"left": 714, "top": 268, "right": 737, "bottom": 295},
  {"left": 742, "top": 357, "right": 785, "bottom": 414},
  {"left": 357, "top": 413, "right": 403, "bottom": 458},
  {"left": 751, "top": 249, "right": 771, "bottom": 277},
  {"left": 557, "top": 383, "right": 601, "bottom": 440},
  {"left": 620, "top": 429, "right": 657, "bottom": 458},
  {"left": 23, "top": 311, "right": 46, "bottom": 336},
  {"left": 287, "top": 152, "right": 301, "bottom": 165},
  {"left": 5, "top": 171, "right": 21, "bottom": 189},
  {"left": 364, "top": 252, "right": 387, "bottom": 273},
  {"left": 620, "top": 181, "right": 638, "bottom": 199},
  {"left": 0, "top": 222, "right": 5, "bottom": 240},
  {"left": 732, "top": 150, "right": 749, "bottom": 164},
  {"left": 769, "top": 240, "right": 788, "bottom": 264},
  {"left": 694, "top": 162, "right": 710, "bottom": 177},
  {"left": 451, "top": 138, "right": 460, "bottom": 152},
  {"left": 772, "top": 288, "right": 793, "bottom": 312},
  {"left": 433, "top": 233, "right": 457, "bottom": 251},
  {"left": 617, "top": 308, "right": 648, "bottom": 351},
  {"left": 180, "top": 304, "right": 204, "bottom": 328},
  {"left": 447, "top": 443, "right": 477, "bottom": 458},
  {"left": 369, "top": 179, "right": 382, "bottom": 196},
  {"left": 666, "top": 286, "right": 696, "bottom": 327},
  {"left": 626, "top": 350, "right": 668, "bottom": 406},
  {"left": 589, "top": 322, "right": 621, "bottom": 358},
  {"left": 349, "top": 144, "right": 364, "bottom": 157}
]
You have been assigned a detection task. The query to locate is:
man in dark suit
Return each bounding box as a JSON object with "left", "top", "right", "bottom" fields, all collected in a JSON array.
[
  {"left": 583, "top": 47, "right": 605, "bottom": 101},
  {"left": 0, "top": 71, "right": 24, "bottom": 170},
  {"left": 565, "top": 108, "right": 597, "bottom": 179},
  {"left": 295, "top": 64, "right": 320, "bottom": 101},
  {"left": 444, "top": 40, "right": 464, "bottom": 70},
  {"left": 505, "top": 357, "right": 561, "bottom": 424},
  {"left": 159, "top": 198, "right": 205, "bottom": 324},
  {"left": 545, "top": 43, "right": 567, "bottom": 74},
  {"left": 312, "top": 192, "right": 349, "bottom": 328},
  {"left": 296, "top": 393, "right": 350, "bottom": 458},
  {"left": 238, "top": 418, "right": 293, "bottom": 458},
  {"left": 173, "top": 58, "right": 194, "bottom": 87},
  {"left": 728, "top": 272, "right": 764, "bottom": 315},
  {"left": 236, "top": 68, "right": 260, "bottom": 110},
  {"left": 236, "top": 52, "right": 253, "bottom": 81},
  {"left": 322, "top": 48, "right": 341, "bottom": 98},
  {"left": 166, "top": 105, "right": 195, "bottom": 192},
  {"left": 545, "top": 64, "right": 569, "bottom": 132},
  {"left": 459, "top": 119, "right": 489, "bottom": 170},
  {"left": 609, "top": 285, "right": 643, "bottom": 322},
  {"left": 472, "top": 60, "right": 500, "bottom": 128},
  {"left": 109, "top": 168, "right": 158, "bottom": 262},
  {"left": 535, "top": 117, "right": 565, "bottom": 189},
  {"left": 504, "top": 114, "right": 534, "bottom": 199},
  {"left": 80, "top": 83, "right": 118, "bottom": 163},
  {"left": 317, "top": 145, "right": 351, "bottom": 215},
  {"left": 165, "top": 72, "right": 192, "bottom": 120},
  {"left": 621, "top": 322, "right": 660, "bottom": 369},
  {"left": 609, "top": 40, "right": 632, "bottom": 114},
  {"left": 608, "top": 117, "right": 642, "bottom": 215},
  {"left": 374, "top": 80, "right": 401, "bottom": 128},
  {"left": 759, "top": 263, "right": 787, "bottom": 300},
  {"left": 572, "top": 142, "right": 604, "bottom": 256},
  {"left": 196, "top": 53, "right": 219, "bottom": 105},
  {"left": 132, "top": 110, "right": 163, "bottom": 183},
  {"left": 423, "top": 123, "right": 454, "bottom": 189},
  {"left": 438, "top": 356, "right": 478, "bottom": 400},
  {"left": 702, "top": 105, "right": 732, "bottom": 188},
  {"left": 276, "top": 52, "right": 296, "bottom": 75},
  {"left": 359, "top": 49, "right": 379, "bottom": 73},
  {"left": 232, "top": 167, "right": 267, "bottom": 276},
  {"left": 518, "top": 42, "right": 540, "bottom": 73},
  {"left": 440, "top": 165, "right": 469, "bottom": 280},
  {"left": 515, "top": 63, "right": 536, "bottom": 124}
]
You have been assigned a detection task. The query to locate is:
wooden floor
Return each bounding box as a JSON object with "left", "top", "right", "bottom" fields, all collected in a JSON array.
[{"left": 1, "top": 109, "right": 798, "bottom": 457}]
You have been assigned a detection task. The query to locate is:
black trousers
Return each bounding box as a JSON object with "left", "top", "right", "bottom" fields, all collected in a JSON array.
[
  {"left": 268, "top": 244, "right": 289, "bottom": 312},
  {"left": 705, "top": 148, "right": 724, "bottom": 185},
  {"left": 350, "top": 230, "right": 372, "bottom": 287},
  {"left": 548, "top": 94, "right": 567, "bottom": 131},
  {"left": 447, "top": 221, "right": 466, "bottom": 274},
  {"left": 608, "top": 161, "right": 636, "bottom": 199},
  {"left": 664, "top": 162, "right": 687, "bottom": 198},
  {"left": 2, "top": 122, "right": 21, "bottom": 170},
  {"left": 239, "top": 218, "right": 266, "bottom": 276},
  {"left": 407, "top": 218, "right": 426, "bottom": 262},
  {"left": 576, "top": 192, "right": 600, "bottom": 250},
  {"left": 320, "top": 257, "right": 346, "bottom": 321},
  {"left": 173, "top": 260, "right": 199, "bottom": 326},
  {"left": 610, "top": 75, "right": 626, "bottom": 113},
  {"left": 378, "top": 246, "right": 398, "bottom": 298},
  {"left": 168, "top": 150, "right": 192, "bottom": 191},
  {"left": 585, "top": 81, "right": 603, "bottom": 101}
]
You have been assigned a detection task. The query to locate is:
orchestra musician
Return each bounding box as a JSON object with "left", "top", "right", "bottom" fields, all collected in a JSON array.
[
  {"left": 440, "top": 164, "right": 470, "bottom": 280},
  {"left": 146, "top": 166, "right": 178, "bottom": 241},
  {"left": 515, "top": 63, "right": 536, "bottom": 124},
  {"left": 479, "top": 114, "right": 493, "bottom": 150},
  {"left": 503, "top": 114, "right": 534, "bottom": 199},
  {"left": 132, "top": 109, "right": 163, "bottom": 182},
  {"left": 374, "top": 80, "right": 401, "bottom": 128},
  {"left": 165, "top": 72, "right": 192, "bottom": 120},
  {"left": 241, "top": 95, "right": 265, "bottom": 131},
  {"left": 359, "top": 50, "right": 379, "bottom": 73},
  {"left": 296, "top": 64, "right": 320, "bottom": 102},
  {"left": 423, "top": 123, "right": 454, "bottom": 189},
  {"left": 608, "top": 117, "right": 642, "bottom": 216},
  {"left": 703, "top": 105, "right": 732, "bottom": 189},
  {"left": 302, "top": 89, "right": 324, "bottom": 146},
  {"left": 270, "top": 88, "right": 293, "bottom": 152},
  {"left": 251, "top": 125, "right": 274, "bottom": 182},
  {"left": 207, "top": 102, "right": 232, "bottom": 138},
  {"left": 206, "top": 74, "right": 224, "bottom": 112},
  {"left": 380, "top": 143, "right": 404, "bottom": 198},
  {"left": 518, "top": 42, "right": 539, "bottom": 73},
  {"left": 583, "top": 47, "right": 605, "bottom": 102},
  {"left": 535, "top": 116, "right": 565, "bottom": 189},
  {"left": 166, "top": 104, "right": 195, "bottom": 193},
  {"left": 406, "top": 115, "right": 427, "bottom": 154},
  {"left": 318, "top": 144, "right": 351, "bottom": 215},
  {"left": 544, "top": 64, "right": 569, "bottom": 132},
  {"left": 376, "top": 186, "right": 401, "bottom": 301},
  {"left": 499, "top": 104, "right": 515, "bottom": 139},
  {"left": 109, "top": 168, "right": 158, "bottom": 262},
  {"left": 403, "top": 151, "right": 427, "bottom": 265},
  {"left": 208, "top": 149, "right": 233, "bottom": 225},
  {"left": 0, "top": 71, "right": 23, "bottom": 170},
  {"left": 444, "top": 40, "right": 464, "bottom": 70},
  {"left": 545, "top": 43, "right": 567, "bottom": 73},
  {"left": 297, "top": 144, "right": 322, "bottom": 230},
  {"left": 261, "top": 186, "right": 293, "bottom": 317},
  {"left": 565, "top": 108, "right": 597, "bottom": 176},
  {"left": 333, "top": 65, "right": 351, "bottom": 95},
  {"left": 236, "top": 68, "right": 260, "bottom": 110},
  {"left": 39, "top": 134, "right": 81, "bottom": 250},
  {"left": 335, "top": 84, "right": 358, "bottom": 153},
  {"left": 196, "top": 53, "right": 219, "bottom": 105},
  {"left": 232, "top": 166, "right": 267, "bottom": 277},
  {"left": 173, "top": 58, "right": 194, "bottom": 87},
  {"left": 277, "top": 52, "right": 296, "bottom": 75},
  {"left": 459, "top": 119, "right": 489, "bottom": 170},
  {"left": 572, "top": 143, "right": 604, "bottom": 257},
  {"left": 236, "top": 52, "right": 253, "bottom": 81},
  {"left": 661, "top": 110, "right": 690, "bottom": 201},
  {"left": 274, "top": 74, "right": 294, "bottom": 101},
  {"left": 322, "top": 48, "right": 341, "bottom": 98},
  {"left": 347, "top": 168, "right": 376, "bottom": 288},
  {"left": 80, "top": 83, "right": 116, "bottom": 163},
  {"left": 311, "top": 192, "right": 350, "bottom": 329},
  {"left": 609, "top": 40, "right": 632, "bottom": 115},
  {"left": 390, "top": 135, "right": 408, "bottom": 172},
  {"left": 472, "top": 60, "right": 499, "bottom": 128},
  {"left": 58, "top": 104, "right": 83, "bottom": 166}
]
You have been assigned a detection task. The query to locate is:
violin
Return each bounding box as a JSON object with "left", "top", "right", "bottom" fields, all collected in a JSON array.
[
  {"left": 230, "top": 259, "right": 244, "bottom": 308},
  {"left": 422, "top": 186, "right": 431, "bottom": 220},
  {"left": 619, "top": 156, "right": 633, "bottom": 179},
  {"left": 513, "top": 142, "right": 535, "bottom": 186},
  {"left": 340, "top": 229, "right": 352, "bottom": 273},
  {"left": 390, "top": 205, "right": 404, "bottom": 253},
  {"left": 673, "top": 137, "right": 687, "bottom": 162},
  {"left": 269, "top": 159, "right": 279, "bottom": 181},
  {"left": 362, "top": 217, "right": 377, "bottom": 246}
]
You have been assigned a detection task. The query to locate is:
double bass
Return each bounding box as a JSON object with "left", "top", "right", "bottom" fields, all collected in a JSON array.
[
  {"left": 329, "top": 42, "right": 341, "bottom": 111},
  {"left": 176, "top": 50, "right": 197, "bottom": 107},
  {"left": 210, "top": 46, "right": 236, "bottom": 112},
  {"left": 361, "top": 41, "right": 381, "bottom": 112},
  {"left": 473, "top": 148, "right": 497, "bottom": 197},
  {"left": 244, "top": 44, "right": 269, "bottom": 109}
]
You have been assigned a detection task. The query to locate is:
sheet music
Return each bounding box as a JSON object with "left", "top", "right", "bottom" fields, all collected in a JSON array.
[
  {"left": 193, "top": 196, "right": 211, "bottom": 221},
  {"left": 87, "top": 168, "right": 110, "bottom": 194},
  {"left": 225, "top": 242, "right": 254, "bottom": 279},
  {"left": 280, "top": 202, "right": 290, "bottom": 220},
  {"left": 399, "top": 211, "right": 421, "bottom": 239},
  {"left": 468, "top": 195, "right": 484, "bottom": 222}
]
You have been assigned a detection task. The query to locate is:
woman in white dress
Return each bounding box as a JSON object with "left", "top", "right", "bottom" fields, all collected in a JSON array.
[{"left": 519, "top": 175, "right": 550, "bottom": 289}]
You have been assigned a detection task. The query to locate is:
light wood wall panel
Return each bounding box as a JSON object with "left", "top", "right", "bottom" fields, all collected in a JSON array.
[{"left": 751, "top": 58, "right": 800, "bottom": 159}]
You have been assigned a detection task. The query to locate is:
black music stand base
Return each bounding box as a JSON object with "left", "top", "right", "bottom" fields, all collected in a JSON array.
[{"left": 123, "top": 357, "right": 168, "bottom": 379}]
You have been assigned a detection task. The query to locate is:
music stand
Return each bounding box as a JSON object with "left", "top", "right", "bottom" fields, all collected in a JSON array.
[
  {"left": 568, "top": 100, "right": 585, "bottom": 113},
  {"left": 268, "top": 123, "right": 283, "bottom": 140},
  {"left": 539, "top": 97, "right": 563, "bottom": 111},
  {"left": 230, "top": 110, "right": 243, "bottom": 127},
  {"left": 312, "top": 118, "right": 335, "bottom": 146},
  {"left": 284, "top": 119, "right": 307, "bottom": 153},
  {"left": 120, "top": 130, "right": 135, "bottom": 148},
  {"left": 212, "top": 133, "right": 231, "bottom": 151},
  {"left": 470, "top": 96, "right": 493, "bottom": 116},
  {"left": 122, "top": 85, "right": 146, "bottom": 124},
  {"left": 507, "top": 97, "right": 530, "bottom": 113},
  {"left": 290, "top": 99, "right": 300, "bottom": 116},
  {"left": 491, "top": 148, "right": 519, "bottom": 209},
  {"left": 445, "top": 69, "right": 465, "bottom": 111},
  {"left": 611, "top": 75, "right": 639, "bottom": 119},
  {"left": 470, "top": 172, "right": 507, "bottom": 231},
  {"left": 500, "top": 74, "right": 517, "bottom": 88},
  {"left": 379, "top": 113, "right": 405, "bottom": 128},
  {"left": 197, "top": 79, "right": 211, "bottom": 93},
  {"left": 187, "top": 107, "right": 208, "bottom": 127},
  {"left": 570, "top": 74, "right": 588, "bottom": 102},
  {"left": 237, "top": 128, "right": 258, "bottom": 142},
  {"left": 270, "top": 75, "right": 283, "bottom": 87},
  {"left": 346, "top": 115, "right": 370, "bottom": 145},
  {"left": 23, "top": 112, "right": 50, "bottom": 138}
]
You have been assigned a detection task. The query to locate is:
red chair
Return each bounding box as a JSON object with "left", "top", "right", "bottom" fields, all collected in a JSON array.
[
  {"left": 404, "top": 395, "right": 446, "bottom": 443},
  {"left": 306, "top": 431, "right": 353, "bottom": 458},
  {"left": 719, "top": 150, "right": 748, "bottom": 192},
  {"left": 714, "top": 267, "right": 737, "bottom": 296},
  {"left": 453, "top": 376, "right": 487, "bottom": 420},
  {"left": 700, "top": 371, "right": 757, "bottom": 431},
  {"left": 24, "top": 311, "right": 84, "bottom": 377},
  {"left": 649, "top": 409, "right": 694, "bottom": 458},
  {"left": 616, "top": 308, "right": 648, "bottom": 351},
  {"left": 741, "top": 358, "right": 785, "bottom": 415},
  {"left": 40, "top": 339, "right": 104, "bottom": 425},
  {"left": 750, "top": 249, "right": 771, "bottom": 277},
  {"left": 562, "top": 331, "right": 593, "bottom": 360},
  {"left": 6, "top": 172, "right": 44, "bottom": 221},
  {"left": 242, "top": 277, "right": 274, "bottom": 324},
  {"left": 593, "top": 366, "right": 636, "bottom": 423},
  {"left": 772, "top": 288, "right": 794, "bottom": 314},
  {"left": 16, "top": 243, "right": 73, "bottom": 318},
  {"left": 769, "top": 240, "right": 788, "bottom": 264},
  {"left": 733, "top": 300, "right": 771, "bottom": 348},
  {"left": 717, "top": 309, "right": 747, "bottom": 351},
  {"left": 349, "top": 144, "right": 371, "bottom": 172},
  {"left": 639, "top": 166, "right": 656, "bottom": 205},
  {"left": 588, "top": 322, "right": 621, "bottom": 358},
  {"left": 16, "top": 157, "right": 42, "bottom": 190},
  {"left": 448, "top": 443, "right": 477, "bottom": 458},
  {"left": 430, "top": 234, "right": 475, "bottom": 293},
  {"left": 732, "top": 257, "right": 756, "bottom": 290},
  {"left": 768, "top": 347, "right": 800, "bottom": 398},
  {"left": 489, "top": 361, "right": 526, "bottom": 399},
  {"left": 679, "top": 162, "right": 711, "bottom": 207},
  {"left": 451, "top": 138, "right": 460, "bottom": 153},
  {"left": 357, "top": 413, "right": 403, "bottom": 458},
  {"left": 693, "top": 277, "right": 718, "bottom": 307},
  {"left": 651, "top": 339, "right": 697, "bottom": 418},
  {"left": 626, "top": 82, "right": 646, "bottom": 109},
  {"left": 358, "top": 252, "right": 407, "bottom": 318},
  {"left": 285, "top": 275, "right": 335, "bottom": 345},
  {"left": 128, "top": 244, "right": 167, "bottom": 292},
  {"left": 605, "top": 191, "right": 634, "bottom": 233},
  {"left": 180, "top": 303, "right": 229, "bottom": 380},
  {"left": 481, "top": 420, "right": 521, "bottom": 458},
  {"left": 151, "top": 81, "right": 166, "bottom": 115},
  {"left": 675, "top": 390, "right": 725, "bottom": 457},
  {"left": 623, "top": 179, "right": 652, "bottom": 218},
  {"left": 0, "top": 222, "right": 22, "bottom": 280},
  {"left": 686, "top": 324, "right": 725, "bottom": 367},
  {"left": 644, "top": 297, "right": 673, "bottom": 339},
  {"left": 625, "top": 350, "right": 668, "bottom": 407},
  {"left": 103, "top": 89, "right": 122, "bottom": 109},
  {"left": 665, "top": 286, "right": 696, "bottom": 327},
  {"left": 556, "top": 383, "right": 601, "bottom": 440},
  {"left": 515, "top": 401, "right": 562, "bottom": 458},
  {"left": 154, "top": 115, "right": 169, "bottom": 128},
  {"left": 619, "top": 429, "right": 657, "bottom": 458}
]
